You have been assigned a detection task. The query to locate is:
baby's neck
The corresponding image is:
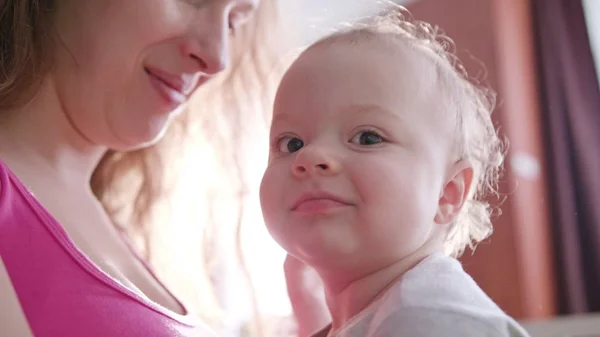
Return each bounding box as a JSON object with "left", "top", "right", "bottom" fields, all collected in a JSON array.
[{"left": 320, "top": 248, "right": 440, "bottom": 332}]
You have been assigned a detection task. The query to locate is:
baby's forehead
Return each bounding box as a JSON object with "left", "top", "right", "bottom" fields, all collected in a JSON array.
[
  {"left": 279, "top": 38, "right": 449, "bottom": 109},
  {"left": 273, "top": 36, "right": 459, "bottom": 137},
  {"left": 303, "top": 30, "right": 440, "bottom": 67},
  {"left": 288, "top": 34, "right": 447, "bottom": 94}
]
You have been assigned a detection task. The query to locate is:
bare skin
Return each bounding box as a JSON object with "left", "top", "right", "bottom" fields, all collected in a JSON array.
[
  {"left": 260, "top": 39, "right": 473, "bottom": 332},
  {"left": 0, "top": 0, "right": 258, "bottom": 333}
]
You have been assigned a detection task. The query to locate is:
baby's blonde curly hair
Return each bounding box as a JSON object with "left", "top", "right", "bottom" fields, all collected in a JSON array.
[{"left": 311, "top": 6, "right": 506, "bottom": 258}]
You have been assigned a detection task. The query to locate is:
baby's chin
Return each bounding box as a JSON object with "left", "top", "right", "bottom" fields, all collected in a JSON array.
[{"left": 291, "top": 246, "right": 384, "bottom": 273}]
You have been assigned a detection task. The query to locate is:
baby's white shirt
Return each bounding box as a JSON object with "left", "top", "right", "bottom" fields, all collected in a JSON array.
[{"left": 312, "top": 253, "right": 531, "bottom": 337}]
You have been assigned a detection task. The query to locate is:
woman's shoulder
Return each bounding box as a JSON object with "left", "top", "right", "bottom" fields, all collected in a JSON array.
[
  {"left": 0, "top": 256, "right": 35, "bottom": 337},
  {"left": 0, "top": 156, "right": 11, "bottom": 196},
  {"left": 0, "top": 158, "right": 7, "bottom": 218},
  {"left": 0, "top": 156, "right": 14, "bottom": 206},
  {"left": 0, "top": 157, "right": 33, "bottom": 227}
]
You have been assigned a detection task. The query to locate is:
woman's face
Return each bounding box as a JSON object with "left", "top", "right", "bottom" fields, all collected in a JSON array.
[{"left": 51, "top": 0, "right": 259, "bottom": 149}]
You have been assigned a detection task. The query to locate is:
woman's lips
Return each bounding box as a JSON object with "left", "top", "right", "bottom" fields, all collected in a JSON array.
[{"left": 145, "top": 67, "right": 187, "bottom": 107}]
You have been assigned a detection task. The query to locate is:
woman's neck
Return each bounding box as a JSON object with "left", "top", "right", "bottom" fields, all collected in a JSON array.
[{"left": 0, "top": 78, "right": 106, "bottom": 189}]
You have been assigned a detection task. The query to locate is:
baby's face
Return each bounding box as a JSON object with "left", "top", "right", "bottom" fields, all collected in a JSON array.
[{"left": 260, "top": 39, "right": 466, "bottom": 274}]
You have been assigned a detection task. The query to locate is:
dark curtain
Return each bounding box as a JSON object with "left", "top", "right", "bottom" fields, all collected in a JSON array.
[{"left": 532, "top": 0, "right": 600, "bottom": 314}]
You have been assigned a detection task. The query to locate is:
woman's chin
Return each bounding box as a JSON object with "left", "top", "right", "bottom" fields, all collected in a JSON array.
[{"left": 109, "top": 121, "right": 172, "bottom": 151}]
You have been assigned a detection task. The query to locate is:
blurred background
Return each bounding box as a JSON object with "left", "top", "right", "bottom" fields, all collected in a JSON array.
[{"left": 139, "top": 0, "right": 600, "bottom": 336}]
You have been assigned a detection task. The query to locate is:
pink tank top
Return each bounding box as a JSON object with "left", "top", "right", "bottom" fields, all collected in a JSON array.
[{"left": 0, "top": 159, "right": 215, "bottom": 337}]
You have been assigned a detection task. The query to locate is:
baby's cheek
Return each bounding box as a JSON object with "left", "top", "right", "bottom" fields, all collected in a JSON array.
[
  {"left": 354, "top": 165, "right": 413, "bottom": 204},
  {"left": 259, "top": 170, "right": 279, "bottom": 215}
]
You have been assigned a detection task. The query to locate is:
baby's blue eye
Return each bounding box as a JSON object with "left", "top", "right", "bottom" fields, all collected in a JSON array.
[
  {"left": 278, "top": 136, "right": 304, "bottom": 153},
  {"left": 351, "top": 131, "right": 383, "bottom": 145}
]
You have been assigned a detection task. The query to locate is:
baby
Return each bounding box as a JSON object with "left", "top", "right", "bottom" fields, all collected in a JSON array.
[{"left": 260, "top": 9, "right": 530, "bottom": 337}]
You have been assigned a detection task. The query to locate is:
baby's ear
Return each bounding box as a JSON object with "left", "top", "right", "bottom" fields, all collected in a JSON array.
[{"left": 434, "top": 160, "right": 474, "bottom": 225}]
